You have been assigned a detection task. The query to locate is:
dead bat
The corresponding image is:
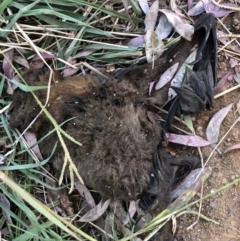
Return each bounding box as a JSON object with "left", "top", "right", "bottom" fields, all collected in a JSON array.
[
  {"left": 8, "top": 67, "right": 200, "bottom": 241},
  {"left": 7, "top": 13, "right": 218, "bottom": 241},
  {"left": 165, "top": 13, "right": 217, "bottom": 131}
]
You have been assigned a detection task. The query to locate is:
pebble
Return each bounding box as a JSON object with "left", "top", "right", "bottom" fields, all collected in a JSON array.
[
  {"left": 209, "top": 201, "right": 216, "bottom": 209},
  {"left": 226, "top": 208, "right": 232, "bottom": 217},
  {"left": 197, "top": 126, "right": 202, "bottom": 131},
  {"left": 222, "top": 177, "right": 228, "bottom": 184}
]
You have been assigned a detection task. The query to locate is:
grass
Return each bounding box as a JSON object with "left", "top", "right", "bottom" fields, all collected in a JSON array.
[{"left": 0, "top": 0, "right": 240, "bottom": 240}]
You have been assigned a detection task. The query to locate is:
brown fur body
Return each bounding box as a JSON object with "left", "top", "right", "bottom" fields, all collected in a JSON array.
[
  {"left": 9, "top": 67, "right": 200, "bottom": 241},
  {"left": 9, "top": 68, "right": 163, "bottom": 201}
]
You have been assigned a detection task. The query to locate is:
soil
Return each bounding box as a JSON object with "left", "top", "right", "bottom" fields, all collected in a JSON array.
[{"left": 176, "top": 59, "right": 240, "bottom": 240}]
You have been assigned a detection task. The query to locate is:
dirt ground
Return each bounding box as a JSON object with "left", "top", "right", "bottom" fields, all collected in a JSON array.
[{"left": 176, "top": 59, "right": 240, "bottom": 241}]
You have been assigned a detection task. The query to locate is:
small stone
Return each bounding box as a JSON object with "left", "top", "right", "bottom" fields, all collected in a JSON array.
[
  {"left": 222, "top": 177, "right": 228, "bottom": 184},
  {"left": 209, "top": 201, "right": 216, "bottom": 209},
  {"left": 226, "top": 208, "right": 232, "bottom": 217},
  {"left": 197, "top": 126, "right": 202, "bottom": 131},
  {"left": 231, "top": 175, "right": 236, "bottom": 180}
]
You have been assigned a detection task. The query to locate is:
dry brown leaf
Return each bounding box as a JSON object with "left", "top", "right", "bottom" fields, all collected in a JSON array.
[
  {"left": 160, "top": 9, "right": 194, "bottom": 41},
  {"left": 144, "top": 30, "right": 164, "bottom": 63}
]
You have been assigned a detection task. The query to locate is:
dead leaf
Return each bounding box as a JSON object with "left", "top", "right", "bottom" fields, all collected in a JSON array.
[
  {"left": 215, "top": 71, "right": 232, "bottom": 94},
  {"left": 75, "top": 181, "right": 96, "bottom": 208},
  {"left": 234, "top": 66, "right": 240, "bottom": 84},
  {"left": 224, "top": 143, "right": 240, "bottom": 154},
  {"left": 204, "top": 2, "right": 237, "bottom": 17},
  {"left": 166, "top": 133, "right": 213, "bottom": 147},
  {"left": 73, "top": 49, "right": 96, "bottom": 59},
  {"left": 229, "top": 58, "right": 238, "bottom": 68},
  {"left": 3, "top": 49, "right": 14, "bottom": 80},
  {"left": 217, "top": 30, "right": 240, "bottom": 54},
  {"left": 63, "top": 57, "right": 79, "bottom": 77},
  {"left": 32, "top": 53, "right": 55, "bottom": 61},
  {"left": 110, "top": 201, "right": 129, "bottom": 226},
  {"left": 144, "top": 0, "right": 159, "bottom": 31},
  {"left": 104, "top": 214, "right": 113, "bottom": 237},
  {"left": 13, "top": 56, "right": 29, "bottom": 69},
  {"left": 0, "top": 193, "right": 13, "bottom": 224},
  {"left": 188, "top": 0, "right": 193, "bottom": 11},
  {"left": 148, "top": 81, "right": 155, "bottom": 95},
  {"left": 188, "top": 1, "right": 205, "bottom": 16},
  {"left": 3, "top": 49, "right": 17, "bottom": 94},
  {"left": 147, "top": 111, "right": 158, "bottom": 127},
  {"left": 160, "top": 9, "right": 194, "bottom": 41},
  {"left": 128, "top": 35, "right": 145, "bottom": 47},
  {"left": 155, "top": 62, "right": 179, "bottom": 90},
  {"left": 137, "top": 0, "right": 149, "bottom": 14},
  {"left": 24, "top": 131, "right": 43, "bottom": 161},
  {"left": 128, "top": 200, "right": 136, "bottom": 220},
  {"left": 155, "top": 14, "right": 173, "bottom": 40},
  {"left": 80, "top": 200, "right": 92, "bottom": 214},
  {"left": 234, "top": 74, "right": 240, "bottom": 84},
  {"left": 206, "top": 103, "right": 233, "bottom": 144},
  {"left": 144, "top": 30, "right": 164, "bottom": 63},
  {"left": 79, "top": 199, "right": 110, "bottom": 222}
]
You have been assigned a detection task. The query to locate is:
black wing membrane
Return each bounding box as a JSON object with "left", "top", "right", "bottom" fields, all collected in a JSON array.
[{"left": 165, "top": 13, "right": 217, "bottom": 131}]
